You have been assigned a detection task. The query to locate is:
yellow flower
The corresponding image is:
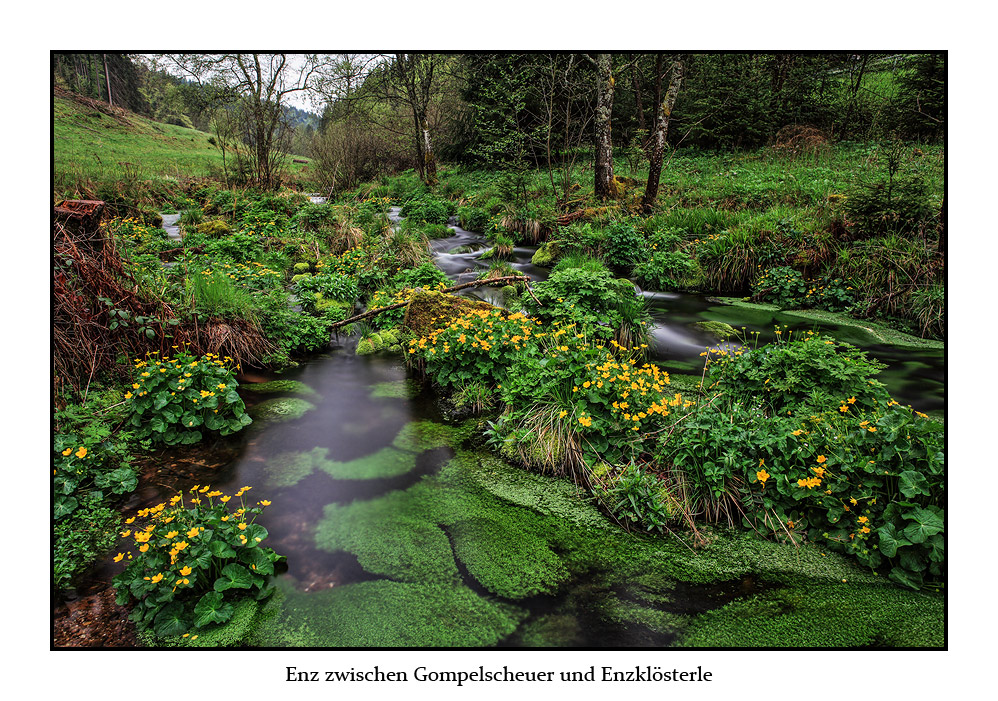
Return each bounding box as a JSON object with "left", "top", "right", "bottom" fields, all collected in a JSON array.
[
  {"left": 860, "top": 526, "right": 871, "bottom": 534},
  {"left": 61, "top": 448, "right": 72, "bottom": 456},
  {"left": 756, "top": 469, "right": 770, "bottom": 485},
  {"left": 847, "top": 396, "right": 856, "bottom": 404},
  {"left": 858, "top": 516, "right": 869, "bottom": 524},
  {"left": 187, "top": 527, "right": 199, "bottom": 539},
  {"left": 75, "top": 446, "right": 88, "bottom": 459},
  {"left": 113, "top": 553, "right": 124, "bottom": 562},
  {"left": 150, "top": 573, "right": 164, "bottom": 584},
  {"left": 180, "top": 566, "right": 192, "bottom": 576},
  {"left": 220, "top": 496, "right": 231, "bottom": 503},
  {"left": 238, "top": 522, "right": 247, "bottom": 531},
  {"left": 139, "top": 544, "right": 149, "bottom": 553},
  {"left": 816, "top": 455, "right": 827, "bottom": 464},
  {"left": 260, "top": 500, "right": 271, "bottom": 506}
]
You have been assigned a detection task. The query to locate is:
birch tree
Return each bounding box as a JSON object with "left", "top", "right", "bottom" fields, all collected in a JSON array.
[{"left": 640, "top": 56, "right": 684, "bottom": 213}]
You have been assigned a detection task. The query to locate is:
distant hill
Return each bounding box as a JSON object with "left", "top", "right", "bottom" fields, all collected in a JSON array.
[{"left": 54, "top": 87, "right": 311, "bottom": 197}]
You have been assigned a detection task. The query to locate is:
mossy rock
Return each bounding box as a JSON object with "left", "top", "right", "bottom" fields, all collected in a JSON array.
[
  {"left": 531, "top": 241, "right": 560, "bottom": 268},
  {"left": 140, "top": 210, "right": 164, "bottom": 228},
  {"left": 450, "top": 517, "right": 571, "bottom": 599},
  {"left": 247, "top": 397, "right": 315, "bottom": 424},
  {"left": 391, "top": 420, "right": 457, "bottom": 452},
  {"left": 371, "top": 379, "right": 422, "bottom": 400},
  {"left": 691, "top": 320, "right": 738, "bottom": 341},
  {"left": 195, "top": 219, "right": 231, "bottom": 238},
  {"left": 264, "top": 447, "right": 325, "bottom": 488},
  {"left": 290, "top": 273, "right": 312, "bottom": 286},
  {"left": 315, "top": 295, "right": 351, "bottom": 316},
  {"left": 677, "top": 582, "right": 943, "bottom": 647},
  {"left": 243, "top": 380, "right": 318, "bottom": 398},
  {"left": 401, "top": 290, "right": 495, "bottom": 337},
  {"left": 292, "top": 262, "right": 312, "bottom": 275},
  {"left": 271, "top": 580, "right": 526, "bottom": 647},
  {"left": 315, "top": 446, "right": 418, "bottom": 480}
]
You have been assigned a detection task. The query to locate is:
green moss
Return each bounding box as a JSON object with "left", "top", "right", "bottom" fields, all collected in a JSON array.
[
  {"left": 401, "top": 290, "right": 495, "bottom": 337},
  {"left": 371, "top": 379, "right": 422, "bottom": 400},
  {"left": 678, "top": 583, "right": 943, "bottom": 647},
  {"left": 315, "top": 446, "right": 418, "bottom": 480},
  {"left": 243, "top": 379, "right": 318, "bottom": 398},
  {"left": 514, "top": 614, "right": 585, "bottom": 647},
  {"left": 195, "top": 219, "right": 231, "bottom": 238},
  {"left": 272, "top": 580, "right": 527, "bottom": 647},
  {"left": 292, "top": 262, "right": 312, "bottom": 274},
  {"left": 451, "top": 517, "right": 571, "bottom": 599},
  {"left": 265, "top": 447, "right": 324, "bottom": 488},
  {"left": 779, "top": 308, "right": 945, "bottom": 349},
  {"left": 531, "top": 242, "right": 559, "bottom": 267},
  {"left": 247, "top": 397, "right": 314, "bottom": 424},
  {"left": 664, "top": 372, "right": 705, "bottom": 396},
  {"left": 593, "top": 596, "right": 689, "bottom": 638},
  {"left": 316, "top": 498, "right": 460, "bottom": 583},
  {"left": 391, "top": 420, "right": 457, "bottom": 452},
  {"left": 691, "top": 320, "right": 738, "bottom": 341}
]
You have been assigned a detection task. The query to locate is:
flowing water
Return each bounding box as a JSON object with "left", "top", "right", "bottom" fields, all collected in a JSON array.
[{"left": 71, "top": 205, "right": 944, "bottom": 647}]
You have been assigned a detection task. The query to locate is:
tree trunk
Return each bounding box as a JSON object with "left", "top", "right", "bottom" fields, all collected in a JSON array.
[
  {"left": 103, "top": 54, "right": 113, "bottom": 107},
  {"left": 593, "top": 53, "right": 616, "bottom": 201},
  {"left": 422, "top": 123, "right": 437, "bottom": 185},
  {"left": 641, "top": 58, "right": 684, "bottom": 214}
]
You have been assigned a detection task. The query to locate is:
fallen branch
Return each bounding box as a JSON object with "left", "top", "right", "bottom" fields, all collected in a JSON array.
[{"left": 327, "top": 274, "right": 533, "bottom": 331}]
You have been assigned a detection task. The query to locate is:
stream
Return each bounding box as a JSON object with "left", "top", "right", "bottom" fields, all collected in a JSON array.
[{"left": 60, "top": 203, "right": 944, "bottom": 647}]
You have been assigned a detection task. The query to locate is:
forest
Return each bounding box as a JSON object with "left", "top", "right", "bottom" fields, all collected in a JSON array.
[{"left": 52, "top": 52, "right": 945, "bottom": 649}]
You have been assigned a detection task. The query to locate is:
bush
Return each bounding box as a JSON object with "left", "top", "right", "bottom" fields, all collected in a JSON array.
[
  {"left": 125, "top": 350, "right": 252, "bottom": 445},
  {"left": 524, "top": 265, "right": 648, "bottom": 346},
  {"left": 112, "top": 484, "right": 283, "bottom": 637},
  {"left": 457, "top": 206, "right": 489, "bottom": 232},
  {"left": 705, "top": 330, "right": 890, "bottom": 416},
  {"left": 400, "top": 195, "right": 453, "bottom": 225},
  {"left": 293, "top": 271, "right": 360, "bottom": 314},
  {"left": 54, "top": 495, "right": 121, "bottom": 589},
  {"left": 601, "top": 220, "right": 649, "bottom": 270},
  {"left": 632, "top": 250, "right": 699, "bottom": 291},
  {"left": 663, "top": 333, "right": 944, "bottom": 588},
  {"left": 596, "top": 463, "right": 679, "bottom": 533}
]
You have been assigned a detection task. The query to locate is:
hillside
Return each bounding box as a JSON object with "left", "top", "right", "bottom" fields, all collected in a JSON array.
[{"left": 53, "top": 88, "right": 311, "bottom": 196}]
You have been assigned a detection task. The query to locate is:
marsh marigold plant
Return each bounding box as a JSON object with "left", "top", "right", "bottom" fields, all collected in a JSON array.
[
  {"left": 112, "top": 485, "right": 283, "bottom": 637},
  {"left": 125, "top": 349, "right": 251, "bottom": 445}
]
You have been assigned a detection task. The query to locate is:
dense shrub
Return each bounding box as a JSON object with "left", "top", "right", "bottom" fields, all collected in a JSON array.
[
  {"left": 524, "top": 265, "right": 648, "bottom": 346},
  {"left": 400, "top": 195, "right": 453, "bottom": 224}
]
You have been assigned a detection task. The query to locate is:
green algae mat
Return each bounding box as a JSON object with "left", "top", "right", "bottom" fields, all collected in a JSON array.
[{"left": 158, "top": 421, "right": 943, "bottom": 648}]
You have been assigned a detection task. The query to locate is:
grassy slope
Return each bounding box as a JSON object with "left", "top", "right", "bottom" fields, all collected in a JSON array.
[{"left": 53, "top": 92, "right": 311, "bottom": 195}]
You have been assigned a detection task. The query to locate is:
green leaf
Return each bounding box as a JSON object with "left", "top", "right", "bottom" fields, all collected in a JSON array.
[
  {"left": 902, "top": 506, "right": 944, "bottom": 544},
  {"left": 876, "top": 522, "right": 911, "bottom": 558},
  {"left": 153, "top": 602, "right": 188, "bottom": 637},
  {"left": 898, "top": 470, "right": 931, "bottom": 498},
  {"left": 179, "top": 430, "right": 202, "bottom": 445},
  {"left": 54, "top": 496, "right": 78, "bottom": 519},
  {"left": 239, "top": 546, "right": 274, "bottom": 575},
  {"left": 209, "top": 539, "right": 237, "bottom": 559},
  {"left": 214, "top": 563, "right": 254, "bottom": 592},
  {"left": 193, "top": 591, "right": 234, "bottom": 628}
]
